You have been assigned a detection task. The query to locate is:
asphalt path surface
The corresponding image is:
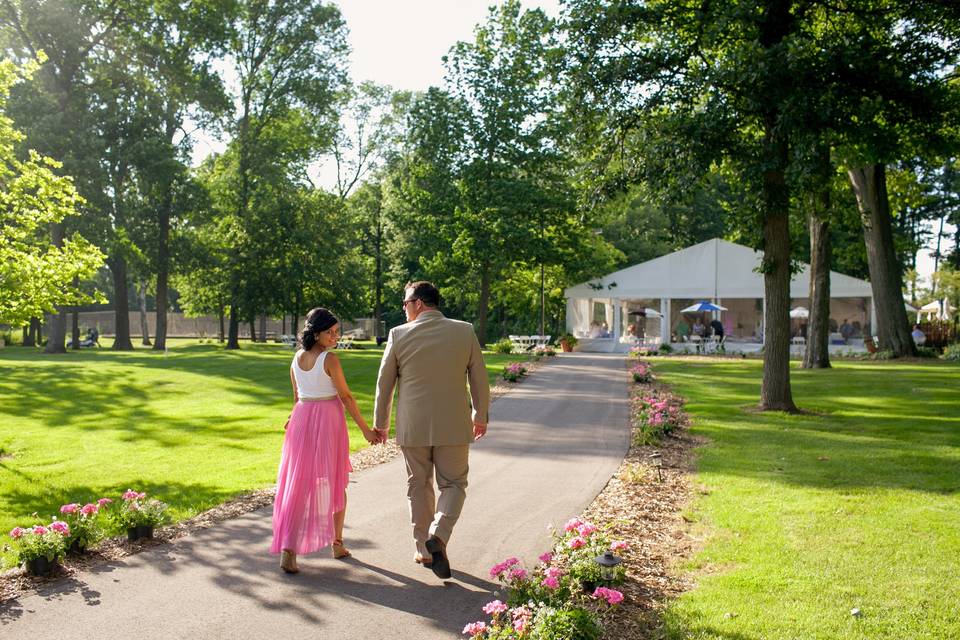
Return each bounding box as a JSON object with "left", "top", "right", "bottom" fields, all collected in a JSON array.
[{"left": 1, "top": 353, "right": 630, "bottom": 639}]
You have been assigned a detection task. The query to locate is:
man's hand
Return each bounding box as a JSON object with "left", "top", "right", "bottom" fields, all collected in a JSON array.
[
  {"left": 473, "top": 421, "right": 487, "bottom": 441},
  {"left": 375, "top": 428, "right": 389, "bottom": 445}
]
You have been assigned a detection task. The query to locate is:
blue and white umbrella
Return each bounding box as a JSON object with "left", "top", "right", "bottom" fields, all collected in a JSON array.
[{"left": 680, "top": 301, "right": 728, "bottom": 313}]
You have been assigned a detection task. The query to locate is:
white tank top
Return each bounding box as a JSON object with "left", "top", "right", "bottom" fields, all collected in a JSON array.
[{"left": 291, "top": 350, "right": 337, "bottom": 398}]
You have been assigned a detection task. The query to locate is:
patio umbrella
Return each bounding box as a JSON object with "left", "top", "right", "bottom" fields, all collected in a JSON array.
[
  {"left": 627, "top": 308, "right": 662, "bottom": 318},
  {"left": 680, "top": 301, "right": 727, "bottom": 313},
  {"left": 789, "top": 306, "right": 810, "bottom": 319}
]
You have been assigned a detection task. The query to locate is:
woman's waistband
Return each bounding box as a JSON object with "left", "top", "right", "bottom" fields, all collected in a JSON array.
[{"left": 299, "top": 395, "right": 338, "bottom": 402}]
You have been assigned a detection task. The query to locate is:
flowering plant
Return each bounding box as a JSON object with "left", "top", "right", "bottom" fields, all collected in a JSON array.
[
  {"left": 633, "top": 389, "right": 686, "bottom": 443},
  {"left": 58, "top": 498, "right": 112, "bottom": 550},
  {"left": 629, "top": 361, "right": 654, "bottom": 383},
  {"left": 8, "top": 522, "right": 69, "bottom": 564},
  {"left": 464, "top": 518, "right": 626, "bottom": 638},
  {"left": 501, "top": 362, "right": 528, "bottom": 383},
  {"left": 532, "top": 345, "right": 556, "bottom": 358},
  {"left": 111, "top": 490, "right": 169, "bottom": 530}
]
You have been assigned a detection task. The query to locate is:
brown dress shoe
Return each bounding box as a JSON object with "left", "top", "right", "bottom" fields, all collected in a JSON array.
[{"left": 425, "top": 536, "right": 451, "bottom": 579}]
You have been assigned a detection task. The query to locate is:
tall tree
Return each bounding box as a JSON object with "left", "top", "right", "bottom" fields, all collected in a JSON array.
[
  {"left": 0, "top": 58, "right": 104, "bottom": 326},
  {"left": 220, "top": 0, "right": 348, "bottom": 349}
]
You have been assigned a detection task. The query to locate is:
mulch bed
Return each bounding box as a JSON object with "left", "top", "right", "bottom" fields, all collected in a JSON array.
[
  {"left": 586, "top": 376, "right": 703, "bottom": 639},
  {"left": 0, "top": 354, "right": 555, "bottom": 604}
]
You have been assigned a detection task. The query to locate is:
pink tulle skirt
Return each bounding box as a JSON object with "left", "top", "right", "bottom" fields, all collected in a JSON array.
[{"left": 270, "top": 398, "right": 352, "bottom": 555}]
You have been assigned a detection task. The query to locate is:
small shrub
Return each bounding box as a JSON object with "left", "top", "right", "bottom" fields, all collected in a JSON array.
[
  {"left": 915, "top": 346, "right": 938, "bottom": 358},
  {"left": 8, "top": 523, "right": 68, "bottom": 566},
  {"left": 629, "top": 361, "right": 654, "bottom": 383},
  {"left": 501, "top": 362, "right": 528, "bottom": 382},
  {"left": 943, "top": 343, "right": 960, "bottom": 362},
  {"left": 658, "top": 343, "right": 674, "bottom": 354},
  {"left": 492, "top": 338, "right": 515, "bottom": 354},
  {"left": 873, "top": 349, "right": 896, "bottom": 360},
  {"left": 530, "top": 606, "right": 603, "bottom": 640},
  {"left": 111, "top": 490, "right": 169, "bottom": 531}
]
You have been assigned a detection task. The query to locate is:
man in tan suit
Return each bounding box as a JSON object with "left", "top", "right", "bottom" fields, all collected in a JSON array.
[{"left": 374, "top": 281, "right": 489, "bottom": 579}]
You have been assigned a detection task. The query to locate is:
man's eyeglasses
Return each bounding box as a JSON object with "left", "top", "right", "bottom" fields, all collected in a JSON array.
[{"left": 402, "top": 297, "right": 418, "bottom": 308}]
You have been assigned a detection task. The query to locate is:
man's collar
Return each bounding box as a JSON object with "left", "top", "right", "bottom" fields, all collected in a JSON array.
[{"left": 412, "top": 309, "right": 444, "bottom": 323}]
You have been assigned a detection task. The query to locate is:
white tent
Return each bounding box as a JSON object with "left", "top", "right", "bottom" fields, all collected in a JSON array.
[
  {"left": 919, "top": 299, "right": 955, "bottom": 321},
  {"left": 564, "top": 238, "right": 875, "bottom": 351}
]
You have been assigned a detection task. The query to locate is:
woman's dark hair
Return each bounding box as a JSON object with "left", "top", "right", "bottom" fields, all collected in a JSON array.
[{"left": 299, "top": 308, "right": 339, "bottom": 350}]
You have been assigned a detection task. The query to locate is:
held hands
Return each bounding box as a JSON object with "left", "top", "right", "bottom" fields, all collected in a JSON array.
[
  {"left": 473, "top": 421, "right": 488, "bottom": 441},
  {"left": 374, "top": 428, "right": 389, "bottom": 445},
  {"left": 360, "top": 426, "right": 379, "bottom": 445}
]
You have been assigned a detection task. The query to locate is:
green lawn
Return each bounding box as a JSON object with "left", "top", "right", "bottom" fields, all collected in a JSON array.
[
  {"left": 652, "top": 358, "right": 960, "bottom": 639},
  {"left": 0, "top": 339, "right": 527, "bottom": 566}
]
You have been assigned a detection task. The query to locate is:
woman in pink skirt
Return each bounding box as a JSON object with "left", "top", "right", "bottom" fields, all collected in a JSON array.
[{"left": 271, "top": 307, "right": 378, "bottom": 573}]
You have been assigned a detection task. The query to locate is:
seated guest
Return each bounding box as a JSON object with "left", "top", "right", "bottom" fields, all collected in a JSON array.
[
  {"left": 710, "top": 318, "right": 724, "bottom": 340},
  {"left": 692, "top": 319, "right": 706, "bottom": 338},
  {"left": 911, "top": 324, "right": 926, "bottom": 345},
  {"left": 675, "top": 318, "right": 691, "bottom": 341},
  {"left": 589, "top": 322, "right": 602, "bottom": 338},
  {"left": 839, "top": 318, "right": 854, "bottom": 343}
]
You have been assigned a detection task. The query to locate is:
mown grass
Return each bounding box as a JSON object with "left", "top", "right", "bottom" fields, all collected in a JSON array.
[
  {"left": 651, "top": 358, "right": 960, "bottom": 639},
  {"left": 0, "top": 338, "right": 528, "bottom": 565}
]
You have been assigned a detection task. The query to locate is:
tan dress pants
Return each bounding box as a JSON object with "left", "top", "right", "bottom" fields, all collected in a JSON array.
[{"left": 400, "top": 444, "right": 469, "bottom": 555}]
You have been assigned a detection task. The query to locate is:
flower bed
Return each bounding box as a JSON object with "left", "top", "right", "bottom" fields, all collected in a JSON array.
[
  {"left": 462, "top": 517, "right": 627, "bottom": 638},
  {"left": 632, "top": 390, "right": 687, "bottom": 445},
  {"left": 502, "top": 362, "right": 529, "bottom": 382},
  {"left": 5, "top": 489, "right": 169, "bottom": 575},
  {"left": 629, "top": 361, "right": 654, "bottom": 384}
]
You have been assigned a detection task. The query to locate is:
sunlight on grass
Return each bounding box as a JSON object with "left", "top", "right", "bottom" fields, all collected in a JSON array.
[
  {"left": 654, "top": 358, "right": 960, "bottom": 639},
  {"left": 0, "top": 339, "right": 528, "bottom": 566}
]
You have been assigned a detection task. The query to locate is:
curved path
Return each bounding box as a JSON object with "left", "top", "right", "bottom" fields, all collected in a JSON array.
[{"left": 1, "top": 353, "right": 630, "bottom": 639}]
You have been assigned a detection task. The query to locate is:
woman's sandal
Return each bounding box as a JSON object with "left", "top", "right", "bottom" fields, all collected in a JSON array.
[
  {"left": 280, "top": 549, "right": 299, "bottom": 574},
  {"left": 332, "top": 539, "right": 351, "bottom": 559}
]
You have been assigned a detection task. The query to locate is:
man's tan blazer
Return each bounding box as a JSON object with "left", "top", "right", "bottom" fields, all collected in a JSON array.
[{"left": 374, "top": 310, "right": 490, "bottom": 446}]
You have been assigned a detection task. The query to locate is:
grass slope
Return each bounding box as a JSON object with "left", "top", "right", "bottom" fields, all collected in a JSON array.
[
  {"left": 653, "top": 358, "right": 960, "bottom": 639},
  {"left": 0, "top": 339, "right": 526, "bottom": 564}
]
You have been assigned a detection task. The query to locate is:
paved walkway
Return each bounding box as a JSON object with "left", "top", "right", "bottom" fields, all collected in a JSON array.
[{"left": 1, "top": 354, "right": 630, "bottom": 639}]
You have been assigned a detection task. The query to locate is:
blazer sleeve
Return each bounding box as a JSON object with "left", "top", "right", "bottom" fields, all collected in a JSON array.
[
  {"left": 374, "top": 329, "right": 400, "bottom": 429},
  {"left": 466, "top": 328, "right": 490, "bottom": 424}
]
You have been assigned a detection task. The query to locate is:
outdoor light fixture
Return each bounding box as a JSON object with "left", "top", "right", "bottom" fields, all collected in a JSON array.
[
  {"left": 650, "top": 451, "right": 664, "bottom": 482},
  {"left": 594, "top": 551, "right": 623, "bottom": 583}
]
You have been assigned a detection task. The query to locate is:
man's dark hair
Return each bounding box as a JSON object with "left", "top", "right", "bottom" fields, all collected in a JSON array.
[{"left": 405, "top": 281, "right": 441, "bottom": 308}]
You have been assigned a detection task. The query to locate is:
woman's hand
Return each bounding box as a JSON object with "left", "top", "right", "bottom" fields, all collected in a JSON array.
[{"left": 361, "top": 426, "right": 378, "bottom": 445}]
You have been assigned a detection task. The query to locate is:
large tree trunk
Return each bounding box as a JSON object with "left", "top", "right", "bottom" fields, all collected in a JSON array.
[
  {"left": 259, "top": 314, "right": 267, "bottom": 343},
  {"left": 476, "top": 265, "right": 491, "bottom": 347},
  {"left": 249, "top": 317, "right": 257, "bottom": 343},
  {"left": 226, "top": 305, "right": 240, "bottom": 349},
  {"left": 847, "top": 164, "right": 916, "bottom": 356},
  {"left": 110, "top": 257, "right": 134, "bottom": 350},
  {"left": 22, "top": 325, "right": 30, "bottom": 346},
  {"left": 217, "top": 305, "right": 225, "bottom": 343},
  {"left": 138, "top": 280, "right": 151, "bottom": 346},
  {"left": 45, "top": 224, "right": 67, "bottom": 354},
  {"left": 24, "top": 317, "right": 39, "bottom": 347},
  {"left": 153, "top": 191, "right": 171, "bottom": 351},
  {"left": 71, "top": 308, "right": 80, "bottom": 350},
  {"left": 803, "top": 145, "right": 832, "bottom": 369}
]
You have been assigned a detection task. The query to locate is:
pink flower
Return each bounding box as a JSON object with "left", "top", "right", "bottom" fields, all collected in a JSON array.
[
  {"left": 462, "top": 621, "right": 487, "bottom": 636},
  {"left": 545, "top": 567, "right": 563, "bottom": 579},
  {"left": 489, "top": 557, "right": 520, "bottom": 577},
  {"left": 542, "top": 576, "right": 560, "bottom": 589},
  {"left": 60, "top": 503, "right": 79, "bottom": 514},
  {"left": 511, "top": 606, "right": 532, "bottom": 634},
  {"left": 49, "top": 521, "right": 70, "bottom": 535},
  {"left": 81, "top": 503, "right": 98, "bottom": 515},
  {"left": 482, "top": 600, "right": 508, "bottom": 615},
  {"left": 122, "top": 489, "right": 140, "bottom": 500},
  {"left": 577, "top": 522, "right": 597, "bottom": 537},
  {"left": 97, "top": 497, "right": 113, "bottom": 507},
  {"left": 9, "top": 527, "right": 24, "bottom": 539},
  {"left": 611, "top": 540, "right": 629, "bottom": 551},
  {"left": 508, "top": 567, "right": 528, "bottom": 581},
  {"left": 563, "top": 517, "right": 583, "bottom": 532},
  {"left": 538, "top": 551, "right": 553, "bottom": 564},
  {"left": 32, "top": 525, "right": 49, "bottom": 536},
  {"left": 593, "top": 586, "right": 625, "bottom": 605},
  {"left": 567, "top": 536, "right": 586, "bottom": 549}
]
